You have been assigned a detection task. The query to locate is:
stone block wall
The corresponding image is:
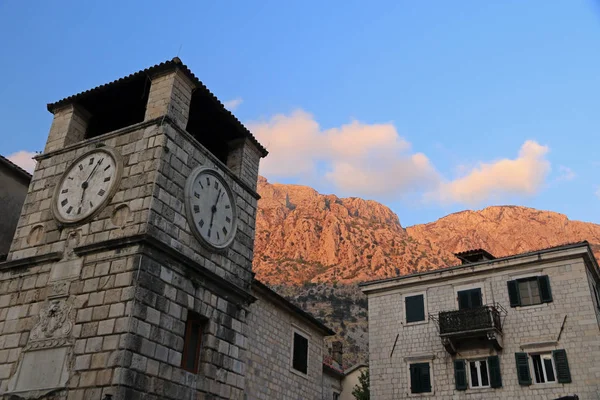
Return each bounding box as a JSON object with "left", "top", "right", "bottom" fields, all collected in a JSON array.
[
  {"left": 8, "top": 122, "right": 164, "bottom": 261},
  {"left": 245, "top": 288, "right": 326, "bottom": 400},
  {"left": 108, "top": 250, "right": 250, "bottom": 400},
  {"left": 367, "top": 256, "right": 600, "bottom": 399},
  {"left": 322, "top": 370, "right": 342, "bottom": 400},
  {"left": 147, "top": 123, "right": 258, "bottom": 292},
  {"left": 0, "top": 247, "right": 138, "bottom": 399}
]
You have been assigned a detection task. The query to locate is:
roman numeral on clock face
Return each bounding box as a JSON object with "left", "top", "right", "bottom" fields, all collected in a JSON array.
[{"left": 193, "top": 205, "right": 200, "bottom": 213}]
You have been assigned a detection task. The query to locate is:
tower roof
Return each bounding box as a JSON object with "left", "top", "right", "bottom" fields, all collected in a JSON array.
[{"left": 47, "top": 57, "right": 268, "bottom": 157}]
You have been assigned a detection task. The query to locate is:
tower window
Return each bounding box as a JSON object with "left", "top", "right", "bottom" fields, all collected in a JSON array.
[
  {"left": 81, "top": 75, "right": 150, "bottom": 139},
  {"left": 181, "top": 311, "right": 206, "bottom": 374}
]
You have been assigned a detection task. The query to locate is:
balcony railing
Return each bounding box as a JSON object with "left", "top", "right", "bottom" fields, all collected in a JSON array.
[{"left": 439, "top": 305, "right": 502, "bottom": 336}]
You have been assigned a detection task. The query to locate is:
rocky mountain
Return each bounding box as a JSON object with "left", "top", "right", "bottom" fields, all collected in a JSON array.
[
  {"left": 254, "top": 176, "right": 600, "bottom": 284},
  {"left": 253, "top": 176, "right": 600, "bottom": 367}
]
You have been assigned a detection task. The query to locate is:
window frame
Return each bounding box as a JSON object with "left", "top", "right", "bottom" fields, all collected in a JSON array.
[
  {"left": 407, "top": 360, "right": 434, "bottom": 396},
  {"left": 181, "top": 311, "right": 206, "bottom": 374},
  {"left": 467, "top": 359, "right": 490, "bottom": 389},
  {"left": 517, "top": 277, "right": 542, "bottom": 306},
  {"left": 454, "top": 282, "right": 486, "bottom": 310},
  {"left": 290, "top": 326, "right": 311, "bottom": 377},
  {"left": 403, "top": 291, "right": 428, "bottom": 325},
  {"left": 529, "top": 353, "right": 557, "bottom": 385}
]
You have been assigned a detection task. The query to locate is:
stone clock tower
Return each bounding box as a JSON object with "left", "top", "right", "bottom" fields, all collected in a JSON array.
[{"left": 0, "top": 58, "right": 267, "bottom": 399}]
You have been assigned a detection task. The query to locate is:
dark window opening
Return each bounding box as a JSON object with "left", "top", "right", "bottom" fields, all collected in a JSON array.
[
  {"left": 186, "top": 90, "right": 246, "bottom": 165},
  {"left": 181, "top": 311, "right": 206, "bottom": 374},
  {"left": 405, "top": 294, "right": 425, "bottom": 323},
  {"left": 531, "top": 354, "right": 556, "bottom": 384},
  {"left": 80, "top": 75, "right": 150, "bottom": 139},
  {"left": 292, "top": 331, "right": 309, "bottom": 374},
  {"left": 410, "top": 362, "right": 432, "bottom": 393},
  {"left": 457, "top": 288, "right": 482, "bottom": 310}
]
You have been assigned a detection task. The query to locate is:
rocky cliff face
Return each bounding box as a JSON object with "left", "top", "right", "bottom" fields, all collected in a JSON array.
[
  {"left": 254, "top": 177, "right": 600, "bottom": 367},
  {"left": 254, "top": 177, "right": 600, "bottom": 285}
]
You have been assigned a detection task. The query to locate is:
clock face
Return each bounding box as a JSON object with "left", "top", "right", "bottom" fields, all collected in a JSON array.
[
  {"left": 185, "top": 167, "right": 237, "bottom": 249},
  {"left": 53, "top": 148, "right": 121, "bottom": 224}
]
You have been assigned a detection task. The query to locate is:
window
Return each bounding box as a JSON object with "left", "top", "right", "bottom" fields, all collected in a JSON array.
[
  {"left": 531, "top": 354, "right": 555, "bottom": 384},
  {"left": 515, "top": 350, "right": 571, "bottom": 385},
  {"left": 405, "top": 294, "right": 426, "bottom": 323},
  {"left": 292, "top": 331, "right": 309, "bottom": 374},
  {"left": 507, "top": 275, "right": 552, "bottom": 307},
  {"left": 333, "top": 393, "right": 340, "bottom": 400},
  {"left": 457, "top": 288, "right": 482, "bottom": 310},
  {"left": 181, "top": 311, "right": 206, "bottom": 373},
  {"left": 468, "top": 360, "right": 490, "bottom": 388},
  {"left": 455, "top": 356, "right": 502, "bottom": 390},
  {"left": 409, "top": 362, "right": 432, "bottom": 394},
  {"left": 593, "top": 283, "right": 600, "bottom": 310}
]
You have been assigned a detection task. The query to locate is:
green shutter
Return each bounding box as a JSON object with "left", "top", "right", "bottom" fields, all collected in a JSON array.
[
  {"left": 538, "top": 275, "right": 553, "bottom": 303},
  {"left": 488, "top": 355, "right": 502, "bottom": 388},
  {"left": 454, "top": 360, "right": 467, "bottom": 390},
  {"left": 406, "top": 295, "right": 425, "bottom": 323},
  {"left": 421, "top": 363, "right": 431, "bottom": 393},
  {"left": 553, "top": 349, "right": 572, "bottom": 383},
  {"left": 507, "top": 280, "right": 520, "bottom": 307},
  {"left": 410, "top": 364, "right": 421, "bottom": 393},
  {"left": 515, "top": 353, "right": 531, "bottom": 385}
]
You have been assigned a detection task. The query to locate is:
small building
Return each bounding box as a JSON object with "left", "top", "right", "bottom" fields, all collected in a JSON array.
[
  {"left": 339, "top": 363, "right": 368, "bottom": 400},
  {"left": 360, "top": 242, "right": 600, "bottom": 399},
  {"left": 0, "top": 155, "right": 31, "bottom": 260},
  {"left": 246, "top": 279, "right": 336, "bottom": 399}
]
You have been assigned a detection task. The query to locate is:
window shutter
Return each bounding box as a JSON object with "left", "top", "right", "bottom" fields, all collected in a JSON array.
[
  {"left": 409, "top": 364, "right": 421, "bottom": 393},
  {"left": 421, "top": 363, "right": 431, "bottom": 393},
  {"left": 406, "top": 295, "right": 425, "bottom": 323},
  {"left": 471, "top": 288, "right": 482, "bottom": 308},
  {"left": 454, "top": 360, "right": 467, "bottom": 390},
  {"left": 515, "top": 353, "right": 531, "bottom": 385},
  {"left": 538, "top": 275, "right": 553, "bottom": 303},
  {"left": 457, "top": 291, "right": 470, "bottom": 310},
  {"left": 292, "top": 333, "right": 308, "bottom": 374},
  {"left": 553, "top": 349, "right": 572, "bottom": 384},
  {"left": 488, "top": 355, "right": 502, "bottom": 388},
  {"left": 507, "top": 280, "right": 521, "bottom": 307}
]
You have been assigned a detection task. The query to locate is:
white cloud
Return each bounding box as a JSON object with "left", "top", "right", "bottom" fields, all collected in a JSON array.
[
  {"left": 556, "top": 165, "right": 576, "bottom": 181},
  {"left": 430, "top": 140, "right": 551, "bottom": 205},
  {"left": 7, "top": 151, "right": 37, "bottom": 173},
  {"left": 247, "top": 109, "right": 552, "bottom": 205},
  {"left": 247, "top": 110, "right": 439, "bottom": 199},
  {"left": 595, "top": 187, "right": 600, "bottom": 199},
  {"left": 223, "top": 97, "right": 243, "bottom": 111}
]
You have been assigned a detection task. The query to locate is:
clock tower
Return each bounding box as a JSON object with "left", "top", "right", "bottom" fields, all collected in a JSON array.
[{"left": 0, "top": 58, "right": 267, "bottom": 399}]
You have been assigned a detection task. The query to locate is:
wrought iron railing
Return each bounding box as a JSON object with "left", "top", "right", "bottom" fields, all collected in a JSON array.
[{"left": 438, "top": 305, "right": 502, "bottom": 336}]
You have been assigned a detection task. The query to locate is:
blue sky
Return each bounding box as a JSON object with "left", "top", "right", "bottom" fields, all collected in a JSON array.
[{"left": 1, "top": 1, "right": 599, "bottom": 226}]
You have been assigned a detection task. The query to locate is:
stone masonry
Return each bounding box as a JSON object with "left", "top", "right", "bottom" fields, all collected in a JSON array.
[{"left": 362, "top": 243, "right": 600, "bottom": 399}]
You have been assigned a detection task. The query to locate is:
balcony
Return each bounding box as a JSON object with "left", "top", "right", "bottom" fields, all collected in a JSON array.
[{"left": 435, "top": 305, "right": 505, "bottom": 354}]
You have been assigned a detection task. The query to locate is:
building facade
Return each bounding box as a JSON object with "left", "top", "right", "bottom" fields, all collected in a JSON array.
[
  {"left": 361, "top": 242, "right": 600, "bottom": 399},
  {"left": 0, "top": 156, "right": 31, "bottom": 259},
  {"left": 0, "top": 58, "right": 337, "bottom": 400}
]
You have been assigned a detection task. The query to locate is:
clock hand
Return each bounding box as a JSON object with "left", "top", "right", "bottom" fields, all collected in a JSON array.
[{"left": 84, "top": 158, "right": 103, "bottom": 184}]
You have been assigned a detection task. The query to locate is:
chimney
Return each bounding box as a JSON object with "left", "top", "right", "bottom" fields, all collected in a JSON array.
[
  {"left": 454, "top": 249, "right": 496, "bottom": 265},
  {"left": 332, "top": 341, "right": 343, "bottom": 365}
]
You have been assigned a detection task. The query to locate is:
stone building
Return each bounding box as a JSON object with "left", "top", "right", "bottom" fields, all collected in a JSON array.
[
  {"left": 0, "top": 155, "right": 31, "bottom": 259},
  {"left": 361, "top": 242, "right": 600, "bottom": 399},
  {"left": 0, "top": 58, "right": 339, "bottom": 400}
]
